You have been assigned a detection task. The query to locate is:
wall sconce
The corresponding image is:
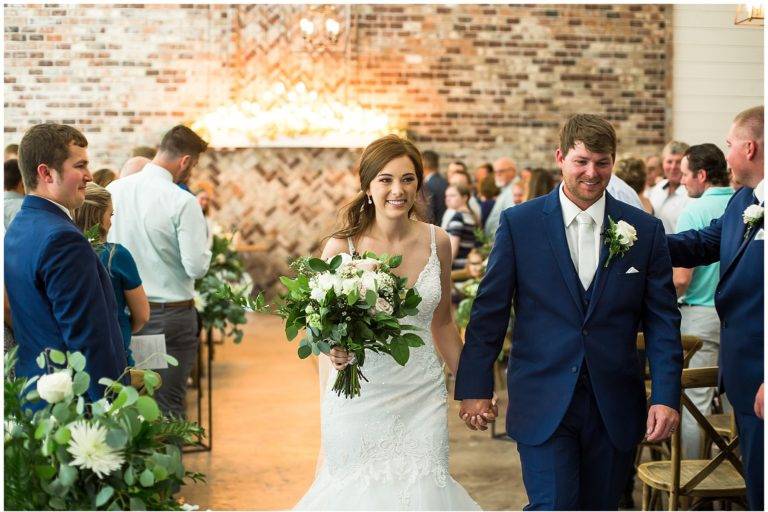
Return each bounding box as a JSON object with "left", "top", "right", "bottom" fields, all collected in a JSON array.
[
  {"left": 295, "top": 5, "right": 348, "bottom": 51},
  {"left": 735, "top": 2, "right": 764, "bottom": 26}
]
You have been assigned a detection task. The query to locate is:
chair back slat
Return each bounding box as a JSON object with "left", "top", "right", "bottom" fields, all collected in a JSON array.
[{"left": 680, "top": 392, "right": 743, "bottom": 474}]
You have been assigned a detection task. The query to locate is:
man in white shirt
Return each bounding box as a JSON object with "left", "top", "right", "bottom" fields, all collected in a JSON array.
[
  {"left": 108, "top": 125, "right": 211, "bottom": 418},
  {"left": 648, "top": 141, "right": 691, "bottom": 233},
  {"left": 606, "top": 173, "right": 644, "bottom": 210},
  {"left": 483, "top": 156, "right": 518, "bottom": 238}
]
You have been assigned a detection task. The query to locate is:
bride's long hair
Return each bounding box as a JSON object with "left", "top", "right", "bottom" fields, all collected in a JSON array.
[{"left": 330, "top": 134, "right": 428, "bottom": 243}]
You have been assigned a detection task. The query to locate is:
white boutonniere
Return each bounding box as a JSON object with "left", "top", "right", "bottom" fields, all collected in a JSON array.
[
  {"left": 603, "top": 217, "right": 637, "bottom": 268},
  {"left": 742, "top": 204, "right": 764, "bottom": 239}
]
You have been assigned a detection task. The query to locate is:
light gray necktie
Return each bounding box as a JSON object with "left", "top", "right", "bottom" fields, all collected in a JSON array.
[{"left": 576, "top": 212, "right": 596, "bottom": 290}]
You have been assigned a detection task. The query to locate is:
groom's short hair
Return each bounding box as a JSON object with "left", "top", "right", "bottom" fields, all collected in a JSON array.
[{"left": 559, "top": 114, "right": 617, "bottom": 161}]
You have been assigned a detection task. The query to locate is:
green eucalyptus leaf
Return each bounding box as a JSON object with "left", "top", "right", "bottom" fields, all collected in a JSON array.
[
  {"left": 72, "top": 371, "right": 90, "bottom": 396},
  {"left": 107, "top": 500, "right": 122, "bottom": 511},
  {"left": 48, "top": 496, "right": 66, "bottom": 510},
  {"left": 51, "top": 402, "right": 70, "bottom": 424},
  {"left": 129, "top": 497, "right": 147, "bottom": 511},
  {"left": 139, "top": 468, "right": 155, "bottom": 487},
  {"left": 317, "top": 340, "right": 331, "bottom": 354},
  {"left": 285, "top": 323, "right": 299, "bottom": 341},
  {"left": 365, "top": 290, "right": 377, "bottom": 308},
  {"left": 76, "top": 396, "right": 85, "bottom": 415},
  {"left": 36, "top": 353, "right": 46, "bottom": 369},
  {"left": 297, "top": 345, "right": 312, "bottom": 359},
  {"left": 35, "top": 464, "right": 57, "bottom": 480},
  {"left": 135, "top": 396, "right": 160, "bottom": 422},
  {"left": 106, "top": 428, "right": 128, "bottom": 449},
  {"left": 48, "top": 350, "right": 66, "bottom": 365},
  {"left": 124, "top": 466, "right": 135, "bottom": 486},
  {"left": 58, "top": 463, "right": 77, "bottom": 487},
  {"left": 66, "top": 352, "right": 86, "bottom": 373},
  {"left": 152, "top": 465, "right": 169, "bottom": 481},
  {"left": 164, "top": 354, "right": 179, "bottom": 367},
  {"left": 53, "top": 426, "right": 71, "bottom": 445},
  {"left": 95, "top": 485, "right": 114, "bottom": 507}
]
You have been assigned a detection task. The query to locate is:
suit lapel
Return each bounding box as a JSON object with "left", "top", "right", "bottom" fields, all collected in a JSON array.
[
  {"left": 542, "top": 189, "right": 585, "bottom": 316},
  {"left": 584, "top": 194, "right": 623, "bottom": 323}
]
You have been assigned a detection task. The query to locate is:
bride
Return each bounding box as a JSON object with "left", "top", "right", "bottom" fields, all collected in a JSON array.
[{"left": 295, "top": 135, "right": 482, "bottom": 510}]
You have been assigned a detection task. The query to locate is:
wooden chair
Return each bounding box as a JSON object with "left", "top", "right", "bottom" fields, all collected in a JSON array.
[
  {"left": 637, "top": 367, "right": 746, "bottom": 510},
  {"left": 636, "top": 334, "right": 703, "bottom": 462},
  {"left": 701, "top": 412, "right": 736, "bottom": 459}
]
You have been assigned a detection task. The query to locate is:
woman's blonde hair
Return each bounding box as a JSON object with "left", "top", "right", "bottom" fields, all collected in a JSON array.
[{"left": 73, "top": 183, "right": 116, "bottom": 268}]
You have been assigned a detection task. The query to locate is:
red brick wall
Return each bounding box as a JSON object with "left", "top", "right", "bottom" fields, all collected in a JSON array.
[{"left": 4, "top": 4, "right": 671, "bottom": 170}]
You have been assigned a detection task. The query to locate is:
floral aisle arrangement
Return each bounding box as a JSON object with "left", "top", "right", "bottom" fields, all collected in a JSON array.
[
  {"left": 4, "top": 348, "right": 205, "bottom": 511},
  {"left": 218, "top": 252, "right": 425, "bottom": 398},
  {"left": 195, "top": 231, "right": 254, "bottom": 343}
]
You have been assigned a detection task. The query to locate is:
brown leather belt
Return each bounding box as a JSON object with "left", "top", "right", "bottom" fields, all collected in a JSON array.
[{"left": 149, "top": 299, "right": 195, "bottom": 309}]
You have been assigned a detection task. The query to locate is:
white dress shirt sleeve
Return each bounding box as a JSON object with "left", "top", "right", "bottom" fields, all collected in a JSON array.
[{"left": 176, "top": 196, "right": 212, "bottom": 279}]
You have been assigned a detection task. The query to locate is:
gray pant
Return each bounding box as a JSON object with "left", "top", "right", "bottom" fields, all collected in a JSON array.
[
  {"left": 140, "top": 304, "right": 198, "bottom": 419},
  {"left": 679, "top": 304, "right": 730, "bottom": 459}
]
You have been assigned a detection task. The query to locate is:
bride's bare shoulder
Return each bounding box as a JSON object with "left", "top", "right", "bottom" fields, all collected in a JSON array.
[{"left": 321, "top": 236, "right": 350, "bottom": 259}]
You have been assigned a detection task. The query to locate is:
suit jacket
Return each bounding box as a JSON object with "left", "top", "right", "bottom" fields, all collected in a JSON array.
[
  {"left": 4, "top": 195, "right": 126, "bottom": 401},
  {"left": 667, "top": 186, "right": 764, "bottom": 415},
  {"left": 425, "top": 172, "right": 448, "bottom": 225},
  {"left": 455, "top": 188, "right": 683, "bottom": 451}
]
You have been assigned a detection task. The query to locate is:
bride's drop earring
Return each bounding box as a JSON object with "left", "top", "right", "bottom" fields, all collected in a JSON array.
[{"left": 368, "top": 196, "right": 373, "bottom": 205}]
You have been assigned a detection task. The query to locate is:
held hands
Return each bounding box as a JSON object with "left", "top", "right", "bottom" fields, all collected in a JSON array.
[
  {"left": 645, "top": 404, "right": 680, "bottom": 442},
  {"left": 459, "top": 394, "right": 499, "bottom": 431},
  {"left": 329, "top": 347, "right": 354, "bottom": 371}
]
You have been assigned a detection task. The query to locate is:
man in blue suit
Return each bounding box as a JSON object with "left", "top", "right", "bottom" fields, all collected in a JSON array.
[
  {"left": 5, "top": 123, "right": 126, "bottom": 402},
  {"left": 667, "top": 105, "right": 764, "bottom": 510},
  {"left": 455, "top": 114, "right": 683, "bottom": 510}
]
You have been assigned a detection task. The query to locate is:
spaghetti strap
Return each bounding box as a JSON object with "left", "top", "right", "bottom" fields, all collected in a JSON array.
[{"left": 347, "top": 237, "right": 355, "bottom": 255}]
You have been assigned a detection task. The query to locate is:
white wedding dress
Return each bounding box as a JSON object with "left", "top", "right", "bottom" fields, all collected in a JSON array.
[{"left": 295, "top": 225, "right": 480, "bottom": 511}]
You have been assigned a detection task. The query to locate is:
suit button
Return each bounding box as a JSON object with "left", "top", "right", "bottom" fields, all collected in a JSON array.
[
  {"left": 722, "top": 320, "right": 727, "bottom": 328},
  {"left": 582, "top": 329, "right": 588, "bottom": 336},
  {"left": 571, "top": 366, "right": 578, "bottom": 373}
]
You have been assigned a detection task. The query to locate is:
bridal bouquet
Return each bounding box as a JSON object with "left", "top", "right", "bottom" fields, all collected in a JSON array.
[{"left": 218, "top": 252, "right": 424, "bottom": 398}]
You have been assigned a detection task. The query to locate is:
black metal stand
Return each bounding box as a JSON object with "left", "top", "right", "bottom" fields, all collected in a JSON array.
[{"left": 184, "top": 327, "right": 213, "bottom": 453}]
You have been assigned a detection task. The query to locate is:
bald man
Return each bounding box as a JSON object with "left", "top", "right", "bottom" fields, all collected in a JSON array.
[
  {"left": 484, "top": 156, "right": 519, "bottom": 238},
  {"left": 119, "top": 156, "right": 150, "bottom": 179}
]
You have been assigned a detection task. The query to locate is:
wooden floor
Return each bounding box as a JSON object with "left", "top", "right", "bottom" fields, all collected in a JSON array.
[{"left": 181, "top": 313, "right": 528, "bottom": 510}]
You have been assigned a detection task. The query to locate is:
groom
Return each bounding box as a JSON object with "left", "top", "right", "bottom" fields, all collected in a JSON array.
[{"left": 455, "top": 114, "right": 683, "bottom": 510}]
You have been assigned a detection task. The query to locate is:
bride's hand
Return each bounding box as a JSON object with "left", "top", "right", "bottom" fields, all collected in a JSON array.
[{"left": 330, "top": 347, "right": 354, "bottom": 370}]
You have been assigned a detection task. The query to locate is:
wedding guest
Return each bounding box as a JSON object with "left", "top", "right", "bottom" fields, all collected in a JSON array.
[
  {"left": 445, "top": 184, "right": 478, "bottom": 270},
  {"left": 473, "top": 162, "right": 493, "bottom": 197},
  {"left": 667, "top": 106, "right": 764, "bottom": 510},
  {"left": 443, "top": 169, "right": 481, "bottom": 227},
  {"left": 512, "top": 183, "right": 525, "bottom": 205},
  {"left": 4, "top": 143, "right": 19, "bottom": 161},
  {"left": 447, "top": 160, "right": 467, "bottom": 178},
  {"left": 648, "top": 141, "right": 691, "bottom": 233},
  {"left": 5, "top": 123, "right": 126, "bottom": 402},
  {"left": 614, "top": 157, "right": 654, "bottom": 213},
  {"left": 107, "top": 125, "right": 211, "bottom": 418},
  {"left": 673, "top": 143, "right": 733, "bottom": 459},
  {"left": 484, "top": 156, "right": 518, "bottom": 238},
  {"left": 132, "top": 145, "right": 157, "bottom": 159},
  {"left": 422, "top": 150, "right": 448, "bottom": 225},
  {"left": 478, "top": 173, "right": 500, "bottom": 228},
  {"left": 92, "top": 167, "right": 116, "bottom": 187},
  {"left": 4, "top": 159, "right": 25, "bottom": 228},
  {"left": 119, "top": 156, "right": 150, "bottom": 179},
  {"left": 525, "top": 168, "right": 556, "bottom": 201},
  {"left": 644, "top": 154, "right": 663, "bottom": 194},
  {"left": 74, "top": 183, "right": 149, "bottom": 366}
]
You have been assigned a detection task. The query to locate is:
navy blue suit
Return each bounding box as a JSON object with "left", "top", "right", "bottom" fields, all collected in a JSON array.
[
  {"left": 456, "top": 188, "right": 682, "bottom": 509},
  {"left": 4, "top": 196, "right": 126, "bottom": 402},
  {"left": 667, "top": 186, "right": 764, "bottom": 510}
]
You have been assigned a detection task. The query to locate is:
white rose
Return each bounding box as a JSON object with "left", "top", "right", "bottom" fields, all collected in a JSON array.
[
  {"left": 37, "top": 370, "right": 74, "bottom": 404},
  {"left": 743, "top": 204, "right": 764, "bottom": 224},
  {"left": 374, "top": 297, "right": 394, "bottom": 316},
  {"left": 310, "top": 286, "right": 327, "bottom": 302},
  {"left": 359, "top": 271, "right": 378, "bottom": 295},
  {"left": 341, "top": 278, "right": 358, "bottom": 296},
  {"left": 333, "top": 253, "right": 353, "bottom": 266},
  {"left": 215, "top": 253, "right": 226, "bottom": 265},
  {"left": 615, "top": 220, "right": 637, "bottom": 246}
]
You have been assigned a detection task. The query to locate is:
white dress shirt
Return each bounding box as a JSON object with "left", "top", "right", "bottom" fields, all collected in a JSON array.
[
  {"left": 559, "top": 183, "right": 605, "bottom": 287},
  {"left": 31, "top": 194, "right": 72, "bottom": 219},
  {"left": 607, "top": 174, "right": 644, "bottom": 210},
  {"left": 754, "top": 179, "right": 764, "bottom": 204},
  {"left": 107, "top": 163, "right": 211, "bottom": 302},
  {"left": 648, "top": 179, "right": 692, "bottom": 234}
]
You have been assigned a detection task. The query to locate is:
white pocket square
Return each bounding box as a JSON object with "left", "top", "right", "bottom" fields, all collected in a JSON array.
[
  {"left": 625, "top": 267, "right": 639, "bottom": 274},
  {"left": 755, "top": 228, "right": 765, "bottom": 240}
]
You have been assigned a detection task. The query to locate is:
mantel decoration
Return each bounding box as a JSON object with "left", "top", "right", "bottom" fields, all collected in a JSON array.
[{"left": 190, "top": 82, "right": 400, "bottom": 148}]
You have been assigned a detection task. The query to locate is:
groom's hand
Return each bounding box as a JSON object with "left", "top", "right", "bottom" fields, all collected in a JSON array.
[
  {"left": 459, "top": 396, "right": 498, "bottom": 431},
  {"left": 645, "top": 404, "right": 680, "bottom": 442}
]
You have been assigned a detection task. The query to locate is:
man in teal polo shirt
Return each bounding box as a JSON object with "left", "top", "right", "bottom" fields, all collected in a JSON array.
[{"left": 673, "top": 143, "right": 734, "bottom": 458}]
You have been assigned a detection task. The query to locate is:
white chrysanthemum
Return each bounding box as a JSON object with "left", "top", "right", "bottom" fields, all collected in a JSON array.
[
  {"left": 67, "top": 421, "right": 124, "bottom": 478},
  {"left": 37, "top": 370, "right": 74, "bottom": 404},
  {"left": 194, "top": 292, "right": 207, "bottom": 311},
  {"left": 4, "top": 419, "right": 18, "bottom": 442}
]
